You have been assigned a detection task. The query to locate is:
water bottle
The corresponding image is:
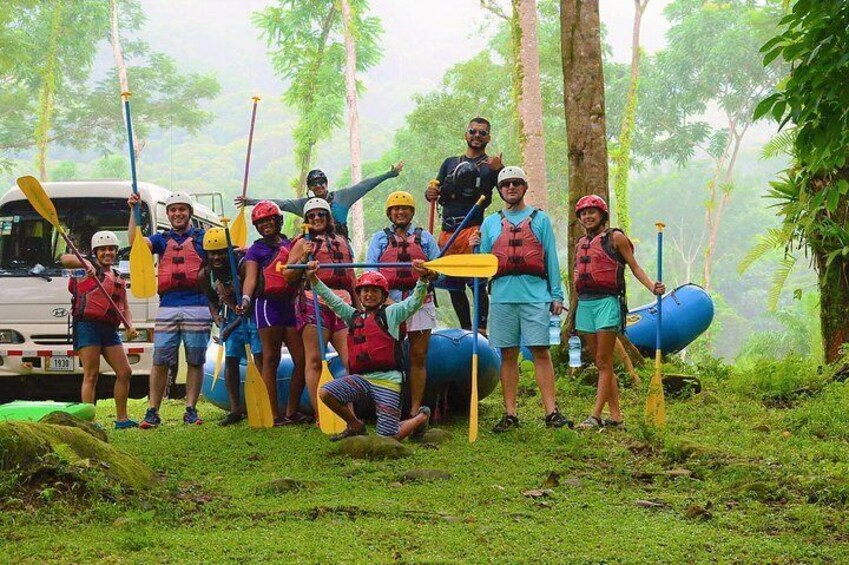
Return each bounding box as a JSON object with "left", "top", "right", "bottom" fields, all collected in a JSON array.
[
  {"left": 549, "top": 314, "right": 561, "bottom": 346},
  {"left": 62, "top": 268, "right": 87, "bottom": 278},
  {"left": 568, "top": 334, "right": 582, "bottom": 368}
]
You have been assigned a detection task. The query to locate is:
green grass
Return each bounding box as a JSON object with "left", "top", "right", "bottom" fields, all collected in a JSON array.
[{"left": 2, "top": 362, "right": 849, "bottom": 564}]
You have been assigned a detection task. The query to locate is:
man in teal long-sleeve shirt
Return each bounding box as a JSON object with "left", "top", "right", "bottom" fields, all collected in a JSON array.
[{"left": 473, "top": 166, "right": 573, "bottom": 433}]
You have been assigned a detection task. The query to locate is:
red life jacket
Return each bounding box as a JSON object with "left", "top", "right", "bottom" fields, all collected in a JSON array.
[
  {"left": 259, "top": 240, "right": 298, "bottom": 299},
  {"left": 348, "top": 307, "right": 405, "bottom": 374},
  {"left": 295, "top": 232, "right": 354, "bottom": 289},
  {"left": 491, "top": 209, "right": 546, "bottom": 280},
  {"left": 574, "top": 228, "right": 631, "bottom": 296},
  {"left": 68, "top": 268, "right": 127, "bottom": 326},
  {"left": 378, "top": 227, "right": 428, "bottom": 290},
  {"left": 158, "top": 232, "right": 203, "bottom": 294}
]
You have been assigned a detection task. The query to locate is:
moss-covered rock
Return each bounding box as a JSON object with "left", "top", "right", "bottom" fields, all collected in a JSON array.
[
  {"left": 338, "top": 436, "right": 412, "bottom": 460},
  {"left": 258, "top": 477, "right": 306, "bottom": 494},
  {"left": 411, "top": 428, "right": 453, "bottom": 445},
  {"left": 39, "top": 411, "right": 108, "bottom": 443}
]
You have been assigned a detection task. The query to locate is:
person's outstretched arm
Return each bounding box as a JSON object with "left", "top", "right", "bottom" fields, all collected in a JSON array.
[{"left": 334, "top": 162, "right": 404, "bottom": 209}]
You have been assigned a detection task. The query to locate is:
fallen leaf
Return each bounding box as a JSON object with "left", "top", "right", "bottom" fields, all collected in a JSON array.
[
  {"left": 541, "top": 471, "right": 560, "bottom": 489},
  {"left": 635, "top": 499, "right": 666, "bottom": 509},
  {"left": 523, "top": 489, "right": 554, "bottom": 499}
]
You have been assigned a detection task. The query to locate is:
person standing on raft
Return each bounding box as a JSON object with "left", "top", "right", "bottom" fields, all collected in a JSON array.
[
  {"left": 62, "top": 231, "right": 138, "bottom": 429},
  {"left": 198, "top": 228, "right": 263, "bottom": 426},
  {"left": 236, "top": 162, "right": 405, "bottom": 240},
  {"left": 567, "top": 195, "right": 665, "bottom": 430},
  {"left": 366, "top": 191, "right": 440, "bottom": 417},
  {"left": 471, "top": 166, "right": 572, "bottom": 432},
  {"left": 304, "top": 265, "right": 436, "bottom": 441},
  {"left": 426, "top": 117, "right": 502, "bottom": 334},
  {"left": 128, "top": 191, "right": 211, "bottom": 428}
]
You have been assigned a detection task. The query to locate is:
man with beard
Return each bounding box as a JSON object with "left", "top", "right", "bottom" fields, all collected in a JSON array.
[{"left": 425, "top": 117, "right": 502, "bottom": 334}]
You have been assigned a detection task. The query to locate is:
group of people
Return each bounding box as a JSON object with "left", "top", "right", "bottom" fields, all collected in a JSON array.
[{"left": 62, "top": 116, "right": 664, "bottom": 439}]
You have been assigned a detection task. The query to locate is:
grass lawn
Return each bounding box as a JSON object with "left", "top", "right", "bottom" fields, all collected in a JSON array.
[{"left": 2, "top": 360, "right": 848, "bottom": 564}]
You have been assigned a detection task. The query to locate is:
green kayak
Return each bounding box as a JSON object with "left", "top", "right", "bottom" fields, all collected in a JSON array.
[{"left": 0, "top": 401, "right": 96, "bottom": 422}]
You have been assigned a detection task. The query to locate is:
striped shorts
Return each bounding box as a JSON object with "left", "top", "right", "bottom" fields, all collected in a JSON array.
[
  {"left": 321, "top": 374, "right": 401, "bottom": 437},
  {"left": 153, "top": 305, "right": 213, "bottom": 367}
]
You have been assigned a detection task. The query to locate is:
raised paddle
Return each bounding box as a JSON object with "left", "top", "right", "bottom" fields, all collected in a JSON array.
[
  {"left": 427, "top": 179, "right": 439, "bottom": 234},
  {"left": 222, "top": 217, "right": 274, "bottom": 428},
  {"left": 121, "top": 92, "right": 156, "bottom": 299},
  {"left": 211, "top": 326, "right": 226, "bottom": 391},
  {"left": 645, "top": 222, "right": 667, "bottom": 427},
  {"left": 304, "top": 226, "right": 347, "bottom": 435},
  {"left": 469, "top": 242, "right": 481, "bottom": 443},
  {"left": 287, "top": 253, "right": 498, "bottom": 279},
  {"left": 229, "top": 96, "right": 260, "bottom": 249},
  {"left": 16, "top": 176, "right": 132, "bottom": 330},
  {"left": 438, "top": 194, "right": 486, "bottom": 257}
]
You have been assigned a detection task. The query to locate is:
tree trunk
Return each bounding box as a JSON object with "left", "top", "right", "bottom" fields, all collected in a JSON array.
[
  {"left": 35, "top": 1, "right": 63, "bottom": 182},
  {"left": 340, "top": 0, "right": 364, "bottom": 254},
  {"left": 560, "top": 0, "right": 609, "bottom": 294},
  {"left": 610, "top": 0, "right": 647, "bottom": 234},
  {"left": 817, "top": 252, "right": 849, "bottom": 364},
  {"left": 513, "top": 0, "right": 548, "bottom": 209}
]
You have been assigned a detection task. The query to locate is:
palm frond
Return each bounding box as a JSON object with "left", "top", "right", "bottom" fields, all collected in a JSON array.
[
  {"left": 738, "top": 226, "right": 794, "bottom": 274},
  {"left": 767, "top": 254, "right": 798, "bottom": 311},
  {"left": 761, "top": 128, "right": 797, "bottom": 159}
]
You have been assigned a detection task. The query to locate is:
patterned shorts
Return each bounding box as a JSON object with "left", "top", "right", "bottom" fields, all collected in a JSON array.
[
  {"left": 321, "top": 374, "right": 401, "bottom": 437},
  {"left": 153, "top": 305, "right": 212, "bottom": 367}
]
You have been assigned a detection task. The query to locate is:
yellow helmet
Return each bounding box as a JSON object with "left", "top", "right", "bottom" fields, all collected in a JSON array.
[
  {"left": 385, "top": 191, "right": 416, "bottom": 215},
  {"left": 203, "top": 227, "right": 229, "bottom": 251}
]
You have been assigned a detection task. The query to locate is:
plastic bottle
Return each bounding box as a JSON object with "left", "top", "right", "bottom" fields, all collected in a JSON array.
[
  {"left": 568, "top": 334, "right": 582, "bottom": 368},
  {"left": 548, "top": 314, "right": 561, "bottom": 346}
]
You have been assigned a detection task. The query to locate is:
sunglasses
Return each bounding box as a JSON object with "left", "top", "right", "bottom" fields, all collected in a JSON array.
[
  {"left": 467, "top": 128, "right": 489, "bottom": 137},
  {"left": 499, "top": 179, "right": 525, "bottom": 189},
  {"left": 306, "top": 211, "right": 328, "bottom": 220},
  {"left": 307, "top": 179, "right": 327, "bottom": 187}
]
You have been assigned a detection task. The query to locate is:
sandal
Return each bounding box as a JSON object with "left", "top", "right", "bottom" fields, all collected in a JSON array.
[
  {"left": 492, "top": 414, "right": 521, "bottom": 433},
  {"left": 411, "top": 406, "right": 431, "bottom": 438},
  {"left": 602, "top": 418, "right": 624, "bottom": 429},
  {"left": 329, "top": 425, "right": 368, "bottom": 442},
  {"left": 576, "top": 415, "right": 603, "bottom": 430}
]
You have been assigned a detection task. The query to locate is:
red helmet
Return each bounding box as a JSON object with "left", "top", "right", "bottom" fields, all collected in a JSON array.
[
  {"left": 355, "top": 271, "right": 389, "bottom": 294},
  {"left": 575, "top": 195, "right": 609, "bottom": 217},
  {"left": 251, "top": 200, "right": 282, "bottom": 224}
]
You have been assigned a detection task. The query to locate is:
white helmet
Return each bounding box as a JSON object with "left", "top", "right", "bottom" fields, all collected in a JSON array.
[
  {"left": 165, "top": 191, "right": 194, "bottom": 211},
  {"left": 303, "top": 197, "right": 332, "bottom": 217},
  {"left": 497, "top": 166, "right": 528, "bottom": 187},
  {"left": 91, "top": 230, "right": 119, "bottom": 250}
]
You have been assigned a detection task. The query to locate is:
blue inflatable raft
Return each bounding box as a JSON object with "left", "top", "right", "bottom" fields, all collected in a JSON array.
[
  {"left": 624, "top": 283, "right": 714, "bottom": 355},
  {"left": 201, "top": 328, "right": 501, "bottom": 414}
]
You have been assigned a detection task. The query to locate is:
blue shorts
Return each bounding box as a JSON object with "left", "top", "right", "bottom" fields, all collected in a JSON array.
[
  {"left": 322, "top": 374, "right": 401, "bottom": 437},
  {"left": 153, "top": 305, "right": 212, "bottom": 367},
  {"left": 575, "top": 296, "right": 622, "bottom": 333},
  {"left": 73, "top": 320, "right": 121, "bottom": 350},
  {"left": 488, "top": 302, "right": 550, "bottom": 348},
  {"left": 224, "top": 315, "right": 263, "bottom": 358}
]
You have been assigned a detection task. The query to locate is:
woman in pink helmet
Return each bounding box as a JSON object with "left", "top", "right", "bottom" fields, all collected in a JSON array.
[{"left": 567, "top": 195, "right": 664, "bottom": 429}]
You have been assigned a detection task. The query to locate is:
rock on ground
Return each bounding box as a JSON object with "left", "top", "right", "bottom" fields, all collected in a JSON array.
[{"left": 338, "top": 436, "right": 412, "bottom": 460}]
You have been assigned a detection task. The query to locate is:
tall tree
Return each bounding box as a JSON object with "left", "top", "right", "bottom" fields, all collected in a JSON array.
[
  {"left": 609, "top": 0, "right": 649, "bottom": 234},
  {"left": 560, "top": 0, "right": 609, "bottom": 292},
  {"left": 340, "top": 0, "right": 365, "bottom": 252},
  {"left": 755, "top": 0, "right": 849, "bottom": 362}
]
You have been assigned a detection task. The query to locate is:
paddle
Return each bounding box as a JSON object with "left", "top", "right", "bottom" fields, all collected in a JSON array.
[
  {"left": 287, "top": 253, "right": 498, "bottom": 279},
  {"left": 427, "top": 179, "right": 438, "bottom": 234},
  {"left": 469, "top": 242, "right": 480, "bottom": 443},
  {"left": 438, "top": 194, "right": 486, "bottom": 257},
  {"left": 230, "top": 96, "right": 260, "bottom": 249},
  {"left": 16, "top": 176, "right": 132, "bottom": 330},
  {"left": 211, "top": 325, "right": 225, "bottom": 391},
  {"left": 222, "top": 218, "right": 274, "bottom": 428},
  {"left": 645, "top": 222, "right": 667, "bottom": 427},
  {"left": 304, "top": 226, "right": 347, "bottom": 435},
  {"left": 121, "top": 92, "right": 156, "bottom": 299}
]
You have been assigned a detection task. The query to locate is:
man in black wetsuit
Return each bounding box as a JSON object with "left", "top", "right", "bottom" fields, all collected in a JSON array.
[{"left": 425, "top": 117, "right": 502, "bottom": 333}]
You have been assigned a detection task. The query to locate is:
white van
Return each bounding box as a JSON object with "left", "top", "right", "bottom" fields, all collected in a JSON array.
[{"left": 0, "top": 180, "right": 221, "bottom": 400}]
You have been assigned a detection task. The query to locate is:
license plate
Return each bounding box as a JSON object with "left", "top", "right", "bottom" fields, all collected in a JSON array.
[{"left": 46, "top": 355, "right": 74, "bottom": 372}]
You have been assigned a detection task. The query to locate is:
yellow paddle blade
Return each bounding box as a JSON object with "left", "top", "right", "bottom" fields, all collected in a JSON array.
[
  {"left": 16, "top": 176, "right": 60, "bottom": 228},
  {"left": 230, "top": 207, "right": 248, "bottom": 249},
  {"left": 244, "top": 344, "right": 274, "bottom": 428},
  {"left": 424, "top": 253, "right": 498, "bottom": 278},
  {"left": 317, "top": 361, "right": 346, "bottom": 435},
  {"left": 211, "top": 340, "right": 225, "bottom": 391},
  {"left": 644, "top": 350, "right": 666, "bottom": 427},
  {"left": 129, "top": 226, "right": 156, "bottom": 298},
  {"left": 469, "top": 353, "right": 479, "bottom": 443}
]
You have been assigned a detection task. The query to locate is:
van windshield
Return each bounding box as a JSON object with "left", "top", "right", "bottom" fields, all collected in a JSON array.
[{"left": 0, "top": 198, "right": 151, "bottom": 276}]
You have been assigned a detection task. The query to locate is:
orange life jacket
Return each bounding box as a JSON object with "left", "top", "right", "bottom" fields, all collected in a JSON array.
[
  {"left": 348, "top": 307, "right": 405, "bottom": 374},
  {"left": 68, "top": 267, "right": 127, "bottom": 326},
  {"left": 574, "top": 228, "right": 631, "bottom": 296},
  {"left": 260, "top": 241, "right": 298, "bottom": 299},
  {"left": 158, "top": 232, "right": 203, "bottom": 294},
  {"left": 491, "top": 209, "right": 546, "bottom": 280},
  {"left": 378, "top": 227, "right": 428, "bottom": 290}
]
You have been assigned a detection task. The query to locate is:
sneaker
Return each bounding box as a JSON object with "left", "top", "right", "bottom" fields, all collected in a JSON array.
[
  {"left": 544, "top": 409, "right": 574, "bottom": 429},
  {"left": 492, "top": 414, "right": 520, "bottom": 433},
  {"left": 114, "top": 419, "right": 139, "bottom": 430},
  {"left": 183, "top": 406, "right": 203, "bottom": 425},
  {"left": 139, "top": 407, "right": 160, "bottom": 429},
  {"left": 219, "top": 412, "right": 245, "bottom": 427}
]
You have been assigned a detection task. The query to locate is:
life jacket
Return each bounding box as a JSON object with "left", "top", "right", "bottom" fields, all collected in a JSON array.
[
  {"left": 348, "top": 307, "right": 405, "bottom": 375},
  {"left": 158, "top": 231, "right": 203, "bottom": 294},
  {"left": 574, "top": 228, "right": 631, "bottom": 296},
  {"left": 258, "top": 239, "right": 298, "bottom": 299},
  {"left": 491, "top": 209, "right": 546, "bottom": 280},
  {"left": 300, "top": 232, "right": 354, "bottom": 289},
  {"left": 68, "top": 267, "right": 127, "bottom": 326},
  {"left": 378, "top": 227, "right": 428, "bottom": 290}
]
